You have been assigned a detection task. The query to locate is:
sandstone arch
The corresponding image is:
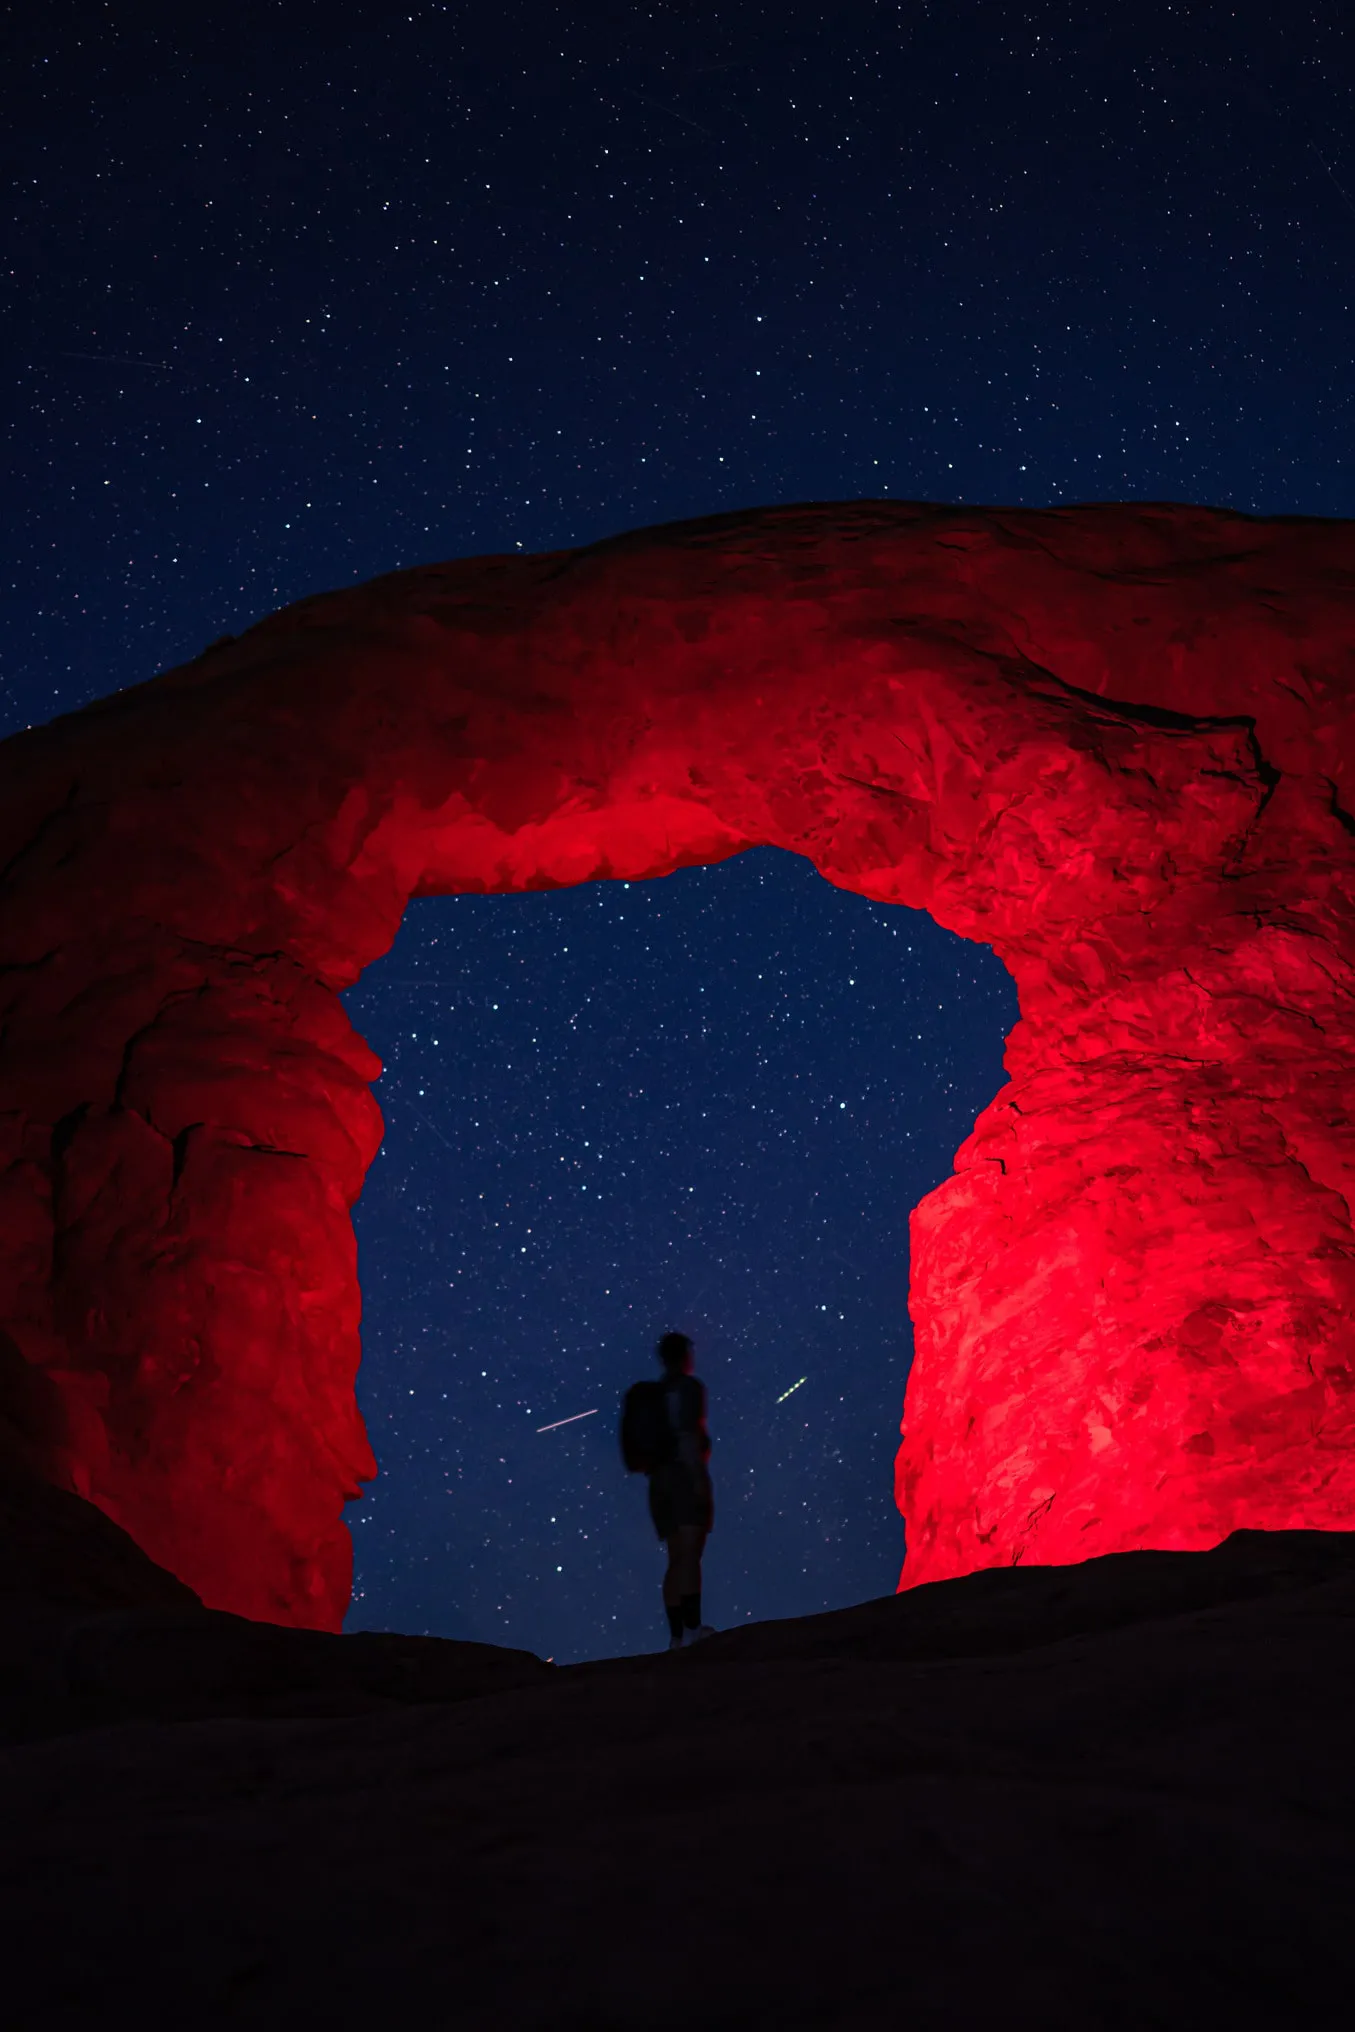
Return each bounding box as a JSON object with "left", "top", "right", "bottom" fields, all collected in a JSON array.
[{"left": 1, "top": 501, "right": 1352, "bottom": 1630}]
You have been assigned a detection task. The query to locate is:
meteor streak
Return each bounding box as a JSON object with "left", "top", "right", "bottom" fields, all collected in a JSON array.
[
  {"left": 775, "top": 1376, "right": 808, "bottom": 1404},
  {"left": 536, "top": 1408, "right": 599, "bottom": 1433},
  {"left": 61, "top": 351, "right": 173, "bottom": 369}
]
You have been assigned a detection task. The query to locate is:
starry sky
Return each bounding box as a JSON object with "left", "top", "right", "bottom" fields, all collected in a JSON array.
[{"left": 4, "top": 1, "right": 1353, "bottom": 1660}]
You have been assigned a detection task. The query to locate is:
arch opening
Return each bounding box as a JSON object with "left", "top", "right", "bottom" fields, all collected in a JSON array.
[{"left": 340, "top": 848, "right": 1018, "bottom": 1662}]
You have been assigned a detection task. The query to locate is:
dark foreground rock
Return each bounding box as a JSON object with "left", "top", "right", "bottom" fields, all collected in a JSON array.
[
  {"left": 0, "top": 1458, "right": 549, "bottom": 1741},
  {"left": 2, "top": 1493, "right": 1355, "bottom": 2027}
]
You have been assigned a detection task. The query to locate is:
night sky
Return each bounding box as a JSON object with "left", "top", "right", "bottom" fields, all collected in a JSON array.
[{"left": 5, "top": 2, "right": 1353, "bottom": 1660}]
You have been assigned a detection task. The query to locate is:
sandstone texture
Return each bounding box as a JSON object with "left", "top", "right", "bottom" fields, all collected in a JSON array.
[
  {"left": 0, "top": 501, "right": 1352, "bottom": 1623},
  {"left": 2, "top": 1515, "right": 1355, "bottom": 2027}
]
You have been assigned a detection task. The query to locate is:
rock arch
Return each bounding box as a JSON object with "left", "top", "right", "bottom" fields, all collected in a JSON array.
[{"left": 0, "top": 501, "right": 1352, "bottom": 1629}]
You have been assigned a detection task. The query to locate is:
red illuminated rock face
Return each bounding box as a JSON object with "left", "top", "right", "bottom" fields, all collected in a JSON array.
[{"left": 0, "top": 502, "right": 1352, "bottom": 1626}]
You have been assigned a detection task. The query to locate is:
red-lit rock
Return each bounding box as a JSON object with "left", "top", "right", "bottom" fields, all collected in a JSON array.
[{"left": 0, "top": 502, "right": 1352, "bottom": 1624}]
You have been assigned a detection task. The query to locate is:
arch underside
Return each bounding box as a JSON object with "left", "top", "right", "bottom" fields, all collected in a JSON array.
[{"left": 0, "top": 500, "right": 1352, "bottom": 1628}]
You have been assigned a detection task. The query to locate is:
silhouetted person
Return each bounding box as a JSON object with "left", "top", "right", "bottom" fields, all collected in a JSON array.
[{"left": 621, "top": 1330, "right": 716, "bottom": 1650}]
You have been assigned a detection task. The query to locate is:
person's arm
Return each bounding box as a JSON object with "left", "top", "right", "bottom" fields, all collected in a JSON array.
[{"left": 683, "top": 1377, "right": 711, "bottom": 1470}]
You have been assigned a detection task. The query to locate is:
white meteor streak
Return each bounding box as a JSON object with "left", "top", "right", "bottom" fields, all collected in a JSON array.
[
  {"left": 536, "top": 1408, "right": 599, "bottom": 1433},
  {"left": 775, "top": 1376, "right": 808, "bottom": 1404}
]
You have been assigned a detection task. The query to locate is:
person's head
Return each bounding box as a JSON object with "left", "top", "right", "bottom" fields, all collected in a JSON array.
[{"left": 657, "top": 1330, "right": 694, "bottom": 1375}]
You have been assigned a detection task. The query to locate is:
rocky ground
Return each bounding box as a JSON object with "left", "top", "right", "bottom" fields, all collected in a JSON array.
[{"left": 3, "top": 1463, "right": 1354, "bottom": 2028}]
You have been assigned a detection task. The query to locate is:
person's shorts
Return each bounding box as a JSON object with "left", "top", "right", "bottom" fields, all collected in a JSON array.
[{"left": 647, "top": 1461, "right": 714, "bottom": 1540}]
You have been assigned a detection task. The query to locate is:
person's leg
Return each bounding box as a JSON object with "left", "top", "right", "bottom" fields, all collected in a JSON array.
[
  {"left": 663, "top": 1525, "right": 701, "bottom": 1598},
  {"left": 669, "top": 1525, "right": 706, "bottom": 1632},
  {"left": 661, "top": 1532, "right": 686, "bottom": 1644}
]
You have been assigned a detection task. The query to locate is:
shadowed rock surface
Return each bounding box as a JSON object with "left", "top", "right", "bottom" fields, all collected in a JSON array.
[
  {"left": 0, "top": 1462, "right": 549, "bottom": 1742},
  {"left": 2, "top": 1491, "right": 1354, "bottom": 2027},
  {"left": 1, "top": 502, "right": 1353, "bottom": 1624}
]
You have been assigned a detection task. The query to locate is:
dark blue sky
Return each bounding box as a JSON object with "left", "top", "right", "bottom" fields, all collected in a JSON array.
[{"left": 4, "top": 1, "right": 1352, "bottom": 1658}]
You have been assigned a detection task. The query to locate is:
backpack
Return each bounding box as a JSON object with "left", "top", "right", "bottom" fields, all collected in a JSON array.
[{"left": 620, "top": 1379, "right": 676, "bottom": 1473}]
